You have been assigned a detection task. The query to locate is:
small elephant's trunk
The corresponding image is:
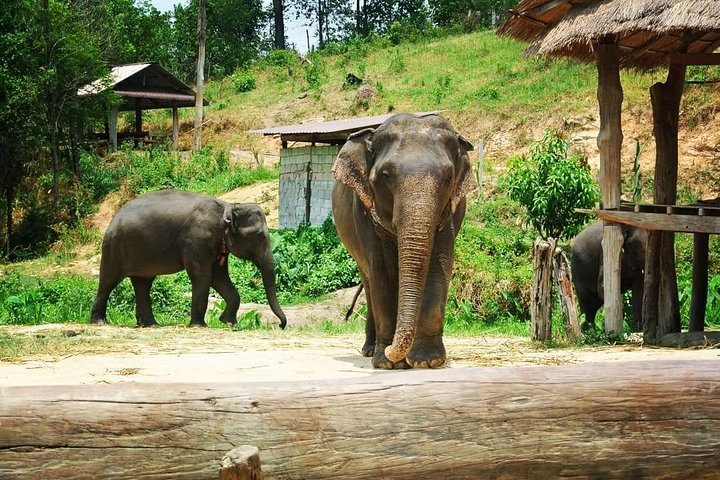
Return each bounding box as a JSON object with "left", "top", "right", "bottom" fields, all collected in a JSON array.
[{"left": 258, "top": 250, "right": 287, "bottom": 329}]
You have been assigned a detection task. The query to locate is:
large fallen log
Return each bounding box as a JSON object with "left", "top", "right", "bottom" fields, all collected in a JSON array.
[{"left": 1, "top": 360, "right": 719, "bottom": 479}]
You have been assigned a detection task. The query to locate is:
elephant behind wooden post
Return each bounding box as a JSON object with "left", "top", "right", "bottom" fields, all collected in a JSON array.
[{"left": 570, "top": 221, "right": 647, "bottom": 331}]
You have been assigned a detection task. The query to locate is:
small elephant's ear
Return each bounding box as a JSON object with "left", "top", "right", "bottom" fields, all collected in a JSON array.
[
  {"left": 452, "top": 135, "right": 478, "bottom": 212},
  {"left": 332, "top": 128, "right": 375, "bottom": 212}
]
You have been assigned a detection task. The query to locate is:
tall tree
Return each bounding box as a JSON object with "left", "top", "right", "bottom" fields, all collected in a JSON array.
[
  {"left": 273, "top": 0, "right": 286, "bottom": 49},
  {"left": 290, "top": 0, "right": 352, "bottom": 47},
  {"left": 194, "top": 0, "right": 207, "bottom": 151},
  {"left": 172, "top": 0, "right": 264, "bottom": 83}
]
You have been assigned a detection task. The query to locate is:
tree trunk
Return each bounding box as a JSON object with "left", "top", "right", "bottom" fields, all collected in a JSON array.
[
  {"left": 193, "top": 0, "right": 207, "bottom": 152},
  {"left": 317, "top": 0, "right": 324, "bottom": 49},
  {"left": 1, "top": 361, "right": 719, "bottom": 479},
  {"left": 531, "top": 237, "right": 555, "bottom": 341},
  {"left": 648, "top": 64, "right": 686, "bottom": 338},
  {"left": 595, "top": 40, "right": 624, "bottom": 335},
  {"left": 553, "top": 246, "right": 581, "bottom": 340},
  {"left": 272, "top": 0, "right": 285, "bottom": 49}
]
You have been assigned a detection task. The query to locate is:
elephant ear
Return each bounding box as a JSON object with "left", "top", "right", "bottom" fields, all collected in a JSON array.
[
  {"left": 452, "top": 134, "right": 478, "bottom": 212},
  {"left": 332, "top": 128, "right": 375, "bottom": 212}
]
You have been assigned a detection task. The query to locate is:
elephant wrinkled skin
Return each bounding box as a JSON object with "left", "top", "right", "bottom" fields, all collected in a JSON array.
[
  {"left": 332, "top": 113, "right": 477, "bottom": 369},
  {"left": 570, "top": 221, "right": 647, "bottom": 331},
  {"left": 91, "top": 189, "right": 287, "bottom": 329}
]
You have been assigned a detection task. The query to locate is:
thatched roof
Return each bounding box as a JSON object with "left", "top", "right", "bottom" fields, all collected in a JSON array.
[{"left": 498, "top": 0, "right": 720, "bottom": 68}]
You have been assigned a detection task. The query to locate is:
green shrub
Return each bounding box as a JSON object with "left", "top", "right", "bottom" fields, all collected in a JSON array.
[
  {"left": 231, "top": 69, "right": 257, "bottom": 93},
  {"left": 501, "top": 130, "right": 599, "bottom": 240}
]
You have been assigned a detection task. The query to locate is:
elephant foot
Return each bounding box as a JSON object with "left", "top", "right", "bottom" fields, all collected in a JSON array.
[
  {"left": 189, "top": 321, "right": 208, "bottom": 328},
  {"left": 138, "top": 321, "right": 159, "bottom": 328},
  {"left": 372, "top": 342, "right": 410, "bottom": 370},
  {"left": 361, "top": 340, "right": 375, "bottom": 357},
  {"left": 90, "top": 318, "right": 108, "bottom": 325},
  {"left": 407, "top": 336, "right": 447, "bottom": 369}
]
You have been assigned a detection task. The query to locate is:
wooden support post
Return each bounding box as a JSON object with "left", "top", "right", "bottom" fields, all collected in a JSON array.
[
  {"left": 172, "top": 101, "right": 179, "bottom": 150},
  {"left": 531, "top": 237, "right": 555, "bottom": 341},
  {"left": 643, "top": 230, "right": 661, "bottom": 339},
  {"left": 595, "top": 41, "right": 624, "bottom": 335},
  {"left": 553, "top": 246, "right": 581, "bottom": 340},
  {"left": 689, "top": 232, "right": 709, "bottom": 332},
  {"left": 649, "top": 64, "right": 686, "bottom": 338},
  {"left": 108, "top": 106, "right": 118, "bottom": 152},
  {"left": 134, "top": 105, "right": 142, "bottom": 136},
  {"left": 1, "top": 361, "right": 719, "bottom": 479},
  {"left": 219, "top": 446, "right": 263, "bottom": 480}
]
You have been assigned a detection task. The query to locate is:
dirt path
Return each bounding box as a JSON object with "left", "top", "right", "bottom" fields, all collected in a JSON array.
[{"left": 2, "top": 321, "right": 718, "bottom": 387}]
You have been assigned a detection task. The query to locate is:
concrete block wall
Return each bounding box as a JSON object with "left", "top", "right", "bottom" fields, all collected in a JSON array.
[{"left": 279, "top": 145, "right": 340, "bottom": 229}]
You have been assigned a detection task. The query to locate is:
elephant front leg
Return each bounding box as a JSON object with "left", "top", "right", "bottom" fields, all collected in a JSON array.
[
  {"left": 366, "top": 274, "right": 409, "bottom": 370},
  {"left": 211, "top": 264, "right": 240, "bottom": 326}
]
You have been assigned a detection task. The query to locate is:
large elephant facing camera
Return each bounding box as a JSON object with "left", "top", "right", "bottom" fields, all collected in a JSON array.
[
  {"left": 332, "top": 113, "right": 477, "bottom": 369},
  {"left": 91, "top": 190, "right": 287, "bottom": 329},
  {"left": 571, "top": 221, "right": 647, "bottom": 331}
]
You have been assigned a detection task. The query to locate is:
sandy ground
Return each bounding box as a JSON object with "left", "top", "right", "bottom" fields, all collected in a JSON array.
[{"left": 2, "top": 321, "right": 719, "bottom": 387}]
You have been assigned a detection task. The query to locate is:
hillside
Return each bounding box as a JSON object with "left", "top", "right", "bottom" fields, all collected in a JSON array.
[{"left": 159, "top": 29, "right": 720, "bottom": 200}]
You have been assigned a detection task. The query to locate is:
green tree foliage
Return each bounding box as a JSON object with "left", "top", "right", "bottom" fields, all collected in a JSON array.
[
  {"left": 429, "top": 0, "right": 515, "bottom": 30},
  {"left": 502, "top": 131, "right": 599, "bottom": 240},
  {"left": 172, "top": 0, "right": 265, "bottom": 82}
]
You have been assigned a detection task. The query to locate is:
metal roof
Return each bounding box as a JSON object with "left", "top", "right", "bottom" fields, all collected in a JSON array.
[
  {"left": 252, "top": 111, "right": 438, "bottom": 144},
  {"left": 77, "top": 63, "right": 207, "bottom": 111}
]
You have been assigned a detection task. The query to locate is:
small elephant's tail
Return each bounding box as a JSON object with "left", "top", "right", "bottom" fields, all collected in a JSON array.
[{"left": 344, "top": 284, "right": 365, "bottom": 321}]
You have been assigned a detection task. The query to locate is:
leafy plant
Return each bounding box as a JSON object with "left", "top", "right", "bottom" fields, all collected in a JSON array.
[
  {"left": 501, "top": 130, "right": 599, "bottom": 240},
  {"left": 231, "top": 69, "right": 257, "bottom": 93}
]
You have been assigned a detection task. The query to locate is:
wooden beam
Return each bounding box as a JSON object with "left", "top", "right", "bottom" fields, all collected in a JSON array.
[
  {"left": 580, "top": 209, "right": 720, "bottom": 234},
  {"left": 525, "top": 0, "right": 566, "bottom": 16},
  {"left": 1, "top": 361, "right": 720, "bottom": 479},
  {"left": 595, "top": 42, "right": 624, "bottom": 335},
  {"left": 669, "top": 53, "right": 720, "bottom": 65}
]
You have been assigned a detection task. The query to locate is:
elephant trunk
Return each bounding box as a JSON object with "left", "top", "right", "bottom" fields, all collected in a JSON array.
[
  {"left": 258, "top": 248, "right": 288, "bottom": 329},
  {"left": 384, "top": 192, "right": 437, "bottom": 363}
]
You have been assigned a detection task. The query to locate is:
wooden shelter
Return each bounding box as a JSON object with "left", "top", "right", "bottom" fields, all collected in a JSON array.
[
  {"left": 78, "top": 63, "right": 208, "bottom": 151},
  {"left": 499, "top": 0, "right": 720, "bottom": 340}
]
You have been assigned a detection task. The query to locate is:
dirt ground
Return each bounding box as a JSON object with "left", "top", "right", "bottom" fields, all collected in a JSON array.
[{"left": 2, "top": 287, "right": 719, "bottom": 387}]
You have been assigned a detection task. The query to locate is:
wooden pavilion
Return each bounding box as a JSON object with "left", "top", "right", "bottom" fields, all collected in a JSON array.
[
  {"left": 78, "top": 63, "right": 207, "bottom": 151},
  {"left": 499, "top": 0, "right": 720, "bottom": 341}
]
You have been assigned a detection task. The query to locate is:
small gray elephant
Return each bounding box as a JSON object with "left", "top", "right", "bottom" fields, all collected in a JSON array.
[
  {"left": 570, "top": 221, "right": 647, "bottom": 331},
  {"left": 91, "top": 189, "right": 287, "bottom": 329}
]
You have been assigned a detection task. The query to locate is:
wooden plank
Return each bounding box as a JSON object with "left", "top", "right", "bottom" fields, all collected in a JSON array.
[
  {"left": 1, "top": 361, "right": 720, "bottom": 479},
  {"left": 553, "top": 247, "right": 580, "bottom": 339},
  {"left": 587, "top": 209, "right": 720, "bottom": 234},
  {"left": 669, "top": 53, "right": 720, "bottom": 65}
]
